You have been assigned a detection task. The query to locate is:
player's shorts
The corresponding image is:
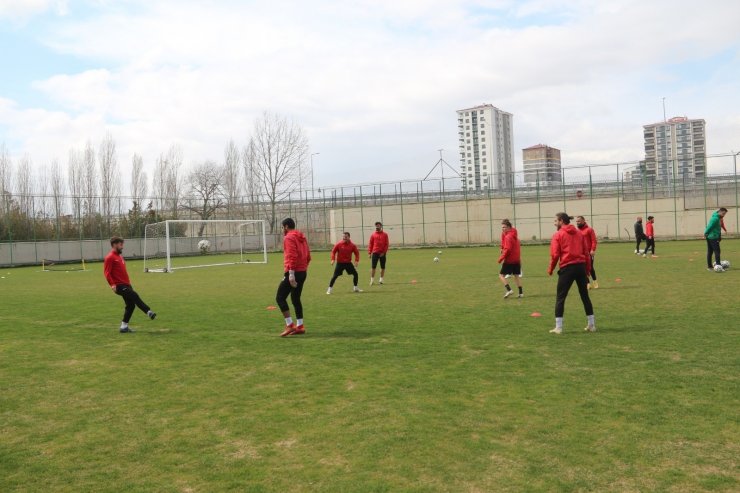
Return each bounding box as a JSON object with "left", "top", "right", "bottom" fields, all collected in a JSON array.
[
  {"left": 333, "top": 262, "right": 357, "bottom": 277},
  {"left": 500, "top": 263, "right": 521, "bottom": 276},
  {"left": 371, "top": 253, "right": 386, "bottom": 269}
]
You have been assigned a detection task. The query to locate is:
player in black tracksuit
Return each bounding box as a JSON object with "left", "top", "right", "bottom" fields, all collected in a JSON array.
[{"left": 634, "top": 217, "right": 646, "bottom": 254}]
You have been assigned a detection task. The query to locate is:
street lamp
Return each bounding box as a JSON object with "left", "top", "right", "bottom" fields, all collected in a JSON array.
[
  {"left": 734, "top": 150, "right": 740, "bottom": 234},
  {"left": 310, "top": 152, "right": 320, "bottom": 195}
]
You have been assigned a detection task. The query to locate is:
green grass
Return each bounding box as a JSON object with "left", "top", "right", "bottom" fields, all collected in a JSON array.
[{"left": 1, "top": 240, "right": 738, "bottom": 492}]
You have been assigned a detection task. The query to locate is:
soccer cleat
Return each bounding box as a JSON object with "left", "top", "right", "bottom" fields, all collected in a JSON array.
[
  {"left": 119, "top": 327, "right": 135, "bottom": 333},
  {"left": 517, "top": 293, "right": 524, "bottom": 298},
  {"left": 549, "top": 327, "right": 563, "bottom": 334},
  {"left": 369, "top": 278, "right": 374, "bottom": 286},
  {"left": 280, "top": 323, "right": 296, "bottom": 337},
  {"left": 379, "top": 278, "right": 384, "bottom": 285},
  {"left": 634, "top": 249, "right": 638, "bottom": 254},
  {"left": 148, "top": 311, "right": 157, "bottom": 320},
  {"left": 642, "top": 254, "right": 647, "bottom": 258},
  {"left": 326, "top": 287, "right": 332, "bottom": 295},
  {"left": 584, "top": 325, "right": 596, "bottom": 332},
  {"left": 292, "top": 324, "right": 305, "bottom": 335},
  {"left": 353, "top": 286, "right": 363, "bottom": 293},
  {"left": 503, "top": 290, "right": 513, "bottom": 298}
]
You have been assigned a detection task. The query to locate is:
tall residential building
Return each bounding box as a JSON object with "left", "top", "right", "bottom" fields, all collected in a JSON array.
[
  {"left": 522, "top": 144, "right": 562, "bottom": 186},
  {"left": 457, "top": 104, "right": 514, "bottom": 190},
  {"left": 643, "top": 116, "right": 706, "bottom": 182}
]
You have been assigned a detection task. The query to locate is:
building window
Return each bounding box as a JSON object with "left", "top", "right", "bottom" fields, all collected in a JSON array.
[
  {"left": 467, "top": 146, "right": 471, "bottom": 150},
  {"left": 482, "top": 151, "right": 486, "bottom": 156},
  {"left": 467, "top": 153, "right": 471, "bottom": 157},
  {"left": 482, "top": 159, "right": 486, "bottom": 163},
  {"left": 479, "top": 110, "right": 483, "bottom": 114}
]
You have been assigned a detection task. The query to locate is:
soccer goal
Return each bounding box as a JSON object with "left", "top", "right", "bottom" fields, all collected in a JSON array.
[{"left": 143, "top": 220, "right": 267, "bottom": 272}]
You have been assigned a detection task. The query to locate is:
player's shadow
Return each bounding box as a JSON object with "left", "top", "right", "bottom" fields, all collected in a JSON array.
[{"left": 145, "top": 328, "right": 173, "bottom": 335}]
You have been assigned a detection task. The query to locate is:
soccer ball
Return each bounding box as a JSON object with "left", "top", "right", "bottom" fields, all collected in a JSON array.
[
  {"left": 720, "top": 260, "right": 730, "bottom": 269},
  {"left": 437, "top": 250, "right": 442, "bottom": 254},
  {"left": 713, "top": 264, "right": 724, "bottom": 272},
  {"left": 198, "top": 239, "right": 211, "bottom": 254},
  {"left": 433, "top": 257, "right": 440, "bottom": 263}
]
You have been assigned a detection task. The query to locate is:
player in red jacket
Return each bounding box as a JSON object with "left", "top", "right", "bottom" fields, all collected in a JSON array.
[
  {"left": 576, "top": 215, "right": 598, "bottom": 289},
  {"left": 327, "top": 232, "right": 362, "bottom": 294},
  {"left": 643, "top": 216, "right": 656, "bottom": 257},
  {"left": 497, "top": 219, "right": 523, "bottom": 298},
  {"left": 368, "top": 221, "right": 389, "bottom": 285},
  {"left": 103, "top": 236, "right": 156, "bottom": 333},
  {"left": 547, "top": 213, "right": 595, "bottom": 334},
  {"left": 277, "top": 218, "right": 312, "bottom": 337}
]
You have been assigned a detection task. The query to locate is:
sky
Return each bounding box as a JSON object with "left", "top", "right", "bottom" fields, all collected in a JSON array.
[{"left": 1, "top": 0, "right": 739, "bottom": 192}]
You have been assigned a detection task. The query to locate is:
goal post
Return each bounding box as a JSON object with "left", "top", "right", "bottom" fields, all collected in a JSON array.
[{"left": 143, "top": 219, "right": 267, "bottom": 272}]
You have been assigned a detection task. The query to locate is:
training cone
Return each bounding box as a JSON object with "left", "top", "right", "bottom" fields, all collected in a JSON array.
[
  {"left": 266, "top": 305, "right": 277, "bottom": 310},
  {"left": 530, "top": 312, "right": 542, "bottom": 317},
  {"left": 615, "top": 278, "right": 622, "bottom": 282},
  {"left": 410, "top": 279, "right": 418, "bottom": 284}
]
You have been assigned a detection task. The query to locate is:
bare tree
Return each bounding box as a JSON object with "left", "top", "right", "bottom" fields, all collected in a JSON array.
[
  {"left": 184, "top": 161, "right": 225, "bottom": 236},
  {"left": 16, "top": 155, "right": 34, "bottom": 219},
  {"left": 83, "top": 141, "right": 97, "bottom": 220},
  {"left": 98, "top": 133, "right": 120, "bottom": 232},
  {"left": 242, "top": 142, "right": 261, "bottom": 220},
  {"left": 50, "top": 159, "right": 66, "bottom": 225},
  {"left": 153, "top": 144, "right": 184, "bottom": 218},
  {"left": 67, "top": 149, "right": 84, "bottom": 225},
  {"left": 247, "top": 111, "right": 308, "bottom": 232},
  {"left": 0, "top": 144, "right": 12, "bottom": 216},
  {"left": 223, "top": 139, "right": 243, "bottom": 218},
  {"left": 131, "top": 153, "right": 148, "bottom": 208}
]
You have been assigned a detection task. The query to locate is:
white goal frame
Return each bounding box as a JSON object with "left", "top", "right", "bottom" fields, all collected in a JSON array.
[{"left": 143, "top": 219, "right": 267, "bottom": 272}]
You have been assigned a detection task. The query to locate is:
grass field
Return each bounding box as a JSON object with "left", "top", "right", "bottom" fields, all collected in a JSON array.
[{"left": 1, "top": 240, "right": 738, "bottom": 492}]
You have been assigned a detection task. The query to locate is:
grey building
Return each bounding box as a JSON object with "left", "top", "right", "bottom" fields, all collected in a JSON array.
[{"left": 457, "top": 104, "right": 514, "bottom": 190}]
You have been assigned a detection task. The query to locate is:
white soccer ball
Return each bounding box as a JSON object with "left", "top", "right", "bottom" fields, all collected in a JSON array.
[
  {"left": 433, "top": 257, "right": 440, "bottom": 263},
  {"left": 437, "top": 250, "right": 442, "bottom": 254},
  {"left": 713, "top": 264, "right": 724, "bottom": 272},
  {"left": 198, "top": 239, "right": 211, "bottom": 254}
]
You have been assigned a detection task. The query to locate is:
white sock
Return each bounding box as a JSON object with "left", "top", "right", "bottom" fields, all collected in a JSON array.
[
  {"left": 297, "top": 318, "right": 303, "bottom": 326},
  {"left": 555, "top": 317, "right": 563, "bottom": 329},
  {"left": 120, "top": 322, "right": 128, "bottom": 329},
  {"left": 587, "top": 315, "right": 595, "bottom": 326},
  {"left": 379, "top": 277, "right": 384, "bottom": 282},
  {"left": 284, "top": 317, "right": 293, "bottom": 326}
]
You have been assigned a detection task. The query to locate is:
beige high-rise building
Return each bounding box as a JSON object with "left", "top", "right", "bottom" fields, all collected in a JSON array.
[
  {"left": 457, "top": 104, "right": 514, "bottom": 190},
  {"left": 522, "top": 144, "right": 562, "bottom": 186},
  {"left": 643, "top": 116, "right": 706, "bottom": 182}
]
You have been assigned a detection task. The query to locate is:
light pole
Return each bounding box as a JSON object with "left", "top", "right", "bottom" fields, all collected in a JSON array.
[
  {"left": 310, "top": 152, "right": 320, "bottom": 196},
  {"left": 734, "top": 151, "right": 740, "bottom": 234}
]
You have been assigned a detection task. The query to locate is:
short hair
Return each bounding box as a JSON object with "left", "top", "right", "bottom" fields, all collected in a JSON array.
[
  {"left": 719, "top": 207, "right": 728, "bottom": 212},
  {"left": 501, "top": 219, "right": 512, "bottom": 227},
  {"left": 375, "top": 221, "right": 382, "bottom": 227},
  {"left": 281, "top": 218, "right": 296, "bottom": 229},
  {"left": 110, "top": 236, "right": 124, "bottom": 246},
  {"left": 555, "top": 212, "right": 572, "bottom": 224},
  {"left": 647, "top": 215, "right": 654, "bottom": 220},
  {"left": 576, "top": 215, "right": 585, "bottom": 221},
  {"left": 343, "top": 231, "right": 351, "bottom": 237}
]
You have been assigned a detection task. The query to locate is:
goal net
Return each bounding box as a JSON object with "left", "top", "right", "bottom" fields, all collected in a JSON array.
[{"left": 143, "top": 220, "right": 267, "bottom": 272}]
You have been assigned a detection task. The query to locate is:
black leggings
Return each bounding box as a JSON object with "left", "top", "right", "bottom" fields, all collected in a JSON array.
[
  {"left": 706, "top": 238, "right": 721, "bottom": 268},
  {"left": 276, "top": 271, "right": 307, "bottom": 319},
  {"left": 115, "top": 284, "right": 151, "bottom": 323},
  {"left": 555, "top": 263, "right": 593, "bottom": 318},
  {"left": 644, "top": 238, "right": 655, "bottom": 255},
  {"left": 635, "top": 236, "right": 644, "bottom": 252},
  {"left": 330, "top": 263, "right": 358, "bottom": 287},
  {"left": 589, "top": 254, "right": 597, "bottom": 281}
]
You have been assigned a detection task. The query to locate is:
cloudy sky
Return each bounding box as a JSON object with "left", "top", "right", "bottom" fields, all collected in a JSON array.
[{"left": 1, "top": 0, "right": 739, "bottom": 191}]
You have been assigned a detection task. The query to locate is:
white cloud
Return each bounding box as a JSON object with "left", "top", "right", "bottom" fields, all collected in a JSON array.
[
  {"left": 1, "top": 0, "right": 739, "bottom": 189},
  {"left": 0, "top": 0, "right": 67, "bottom": 21}
]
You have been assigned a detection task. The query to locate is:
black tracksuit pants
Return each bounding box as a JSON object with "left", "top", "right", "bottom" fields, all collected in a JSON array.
[
  {"left": 276, "top": 271, "right": 307, "bottom": 319},
  {"left": 555, "top": 263, "right": 594, "bottom": 318},
  {"left": 115, "top": 284, "right": 151, "bottom": 323}
]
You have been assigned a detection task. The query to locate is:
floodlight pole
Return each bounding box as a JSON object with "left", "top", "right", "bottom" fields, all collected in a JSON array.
[
  {"left": 310, "top": 152, "right": 320, "bottom": 198},
  {"left": 734, "top": 151, "right": 740, "bottom": 234}
]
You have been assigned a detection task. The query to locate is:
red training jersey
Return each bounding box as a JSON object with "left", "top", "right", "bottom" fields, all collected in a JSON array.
[
  {"left": 579, "top": 222, "right": 597, "bottom": 253},
  {"left": 331, "top": 240, "right": 360, "bottom": 264},
  {"left": 498, "top": 228, "right": 521, "bottom": 264},
  {"left": 548, "top": 224, "right": 591, "bottom": 274},
  {"left": 283, "top": 229, "right": 311, "bottom": 272},
  {"left": 646, "top": 221, "right": 654, "bottom": 238},
  {"left": 368, "top": 231, "right": 389, "bottom": 255},
  {"left": 103, "top": 249, "right": 131, "bottom": 287}
]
